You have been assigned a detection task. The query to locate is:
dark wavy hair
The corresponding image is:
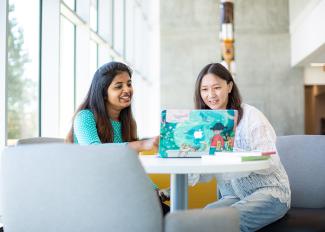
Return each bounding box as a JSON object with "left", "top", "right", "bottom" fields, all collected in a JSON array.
[
  {"left": 66, "top": 62, "right": 137, "bottom": 143},
  {"left": 194, "top": 63, "right": 243, "bottom": 123}
]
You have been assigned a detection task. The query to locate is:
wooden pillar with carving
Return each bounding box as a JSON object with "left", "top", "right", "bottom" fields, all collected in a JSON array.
[{"left": 220, "top": 0, "right": 235, "bottom": 74}]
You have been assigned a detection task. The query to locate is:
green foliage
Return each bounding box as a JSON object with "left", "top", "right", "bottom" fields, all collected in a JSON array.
[{"left": 7, "top": 4, "right": 33, "bottom": 139}]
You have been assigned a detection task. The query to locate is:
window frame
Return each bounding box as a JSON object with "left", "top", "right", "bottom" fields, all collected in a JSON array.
[{"left": 0, "top": 0, "right": 9, "bottom": 147}]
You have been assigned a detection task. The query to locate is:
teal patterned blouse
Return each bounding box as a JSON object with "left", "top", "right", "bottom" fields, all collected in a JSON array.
[{"left": 73, "top": 109, "right": 123, "bottom": 144}]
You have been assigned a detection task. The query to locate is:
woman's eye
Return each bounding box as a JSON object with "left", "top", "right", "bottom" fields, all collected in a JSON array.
[
  {"left": 114, "top": 85, "right": 122, "bottom": 89},
  {"left": 201, "top": 89, "right": 207, "bottom": 91},
  {"left": 127, "top": 83, "right": 132, "bottom": 87}
]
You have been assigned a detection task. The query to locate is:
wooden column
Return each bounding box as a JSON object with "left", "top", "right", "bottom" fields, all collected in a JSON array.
[{"left": 220, "top": 0, "right": 235, "bottom": 74}]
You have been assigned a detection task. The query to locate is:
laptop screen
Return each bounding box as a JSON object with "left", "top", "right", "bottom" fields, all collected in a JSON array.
[{"left": 158, "top": 109, "right": 238, "bottom": 158}]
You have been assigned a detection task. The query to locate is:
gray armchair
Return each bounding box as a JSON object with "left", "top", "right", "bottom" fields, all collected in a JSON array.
[
  {"left": 1, "top": 144, "right": 239, "bottom": 232},
  {"left": 16, "top": 137, "right": 64, "bottom": 145},
  {"left": 259, "top": 135, "right": 325, "bottom": 232}
]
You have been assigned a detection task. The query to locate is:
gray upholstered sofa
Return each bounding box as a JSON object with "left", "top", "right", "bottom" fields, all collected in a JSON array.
[
  {"left": 1, "top": 144, "right": 239, "bottom": 232},
  {"left": 15, "top": 137, "right": 64, "bottom": 145},
  {"left": 259, "top": 135, "right": 325, "bottom": 232}
]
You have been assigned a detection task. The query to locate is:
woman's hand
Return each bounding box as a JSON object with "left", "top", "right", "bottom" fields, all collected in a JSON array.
[
  {"left": 157, "top": 187, "right": 170, "bottom": 202},
  {"left": 141, "top": 136, "right": 159, "bottom": 151},
  {"left": 128, "top": 136, "right": 159, "bottom": 153}
]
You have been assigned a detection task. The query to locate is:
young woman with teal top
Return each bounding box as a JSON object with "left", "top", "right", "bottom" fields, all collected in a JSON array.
[
  {"left": 66, "top": 62, "right": 157, "bottom": 150},
  {"left": 65, "top": 61, "right": 169, "bottom": 215}
]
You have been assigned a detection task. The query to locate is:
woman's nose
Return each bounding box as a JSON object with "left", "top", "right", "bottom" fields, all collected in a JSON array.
[
  {"left": 208, "top": 89, "right": 216, "bottom": 97},
  {"left": 122, "top": 85, "right": 132, "bottom": 93}
]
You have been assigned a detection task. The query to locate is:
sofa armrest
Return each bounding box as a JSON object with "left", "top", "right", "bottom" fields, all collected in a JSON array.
[{"left": 164, "top": 207, "right": 239, "bottom": 232}]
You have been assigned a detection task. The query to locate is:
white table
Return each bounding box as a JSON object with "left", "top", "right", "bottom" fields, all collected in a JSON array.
[{"left": 139, "top": 155, "right": 271, "bottom": 212}]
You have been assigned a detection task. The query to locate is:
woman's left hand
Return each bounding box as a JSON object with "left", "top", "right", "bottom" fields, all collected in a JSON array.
[
  {"left": 128, "top": 136, "right": 159, "bottom": 153},
  {"left": 140, "top": 136, "right": 159, "bottom": 151}
]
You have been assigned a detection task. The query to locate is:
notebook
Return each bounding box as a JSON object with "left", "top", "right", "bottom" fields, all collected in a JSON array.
[
  {"left": 158, "top": 109, "right": 238, "bottom": 158},
  {"left": 201, "top": 151, "right": 274, "bottom": 163}
]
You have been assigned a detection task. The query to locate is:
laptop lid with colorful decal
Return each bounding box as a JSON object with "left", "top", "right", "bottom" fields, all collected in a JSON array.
[{"left": 158, "top": 109, "right": 238, "bottom": 158}]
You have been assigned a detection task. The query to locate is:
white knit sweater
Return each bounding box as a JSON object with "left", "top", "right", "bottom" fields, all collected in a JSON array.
[{"left": 189, "top": 104, "right": 291, "bottom": 207}]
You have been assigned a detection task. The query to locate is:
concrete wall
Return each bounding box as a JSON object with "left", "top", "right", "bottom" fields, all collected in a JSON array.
[
  {"left": 160, "top": 0, "right": 220, "bottom": 109},
  {"left": 160, "top": 0, "right": 304, "bottom": 135}
]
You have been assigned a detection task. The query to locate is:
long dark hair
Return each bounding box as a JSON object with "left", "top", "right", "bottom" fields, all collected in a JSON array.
[
  {"left": 66, "top": 62, "right": 137, "bottom": 143},
  {"left": 194, "top": 63, "right": 243, "bottom": 123}
]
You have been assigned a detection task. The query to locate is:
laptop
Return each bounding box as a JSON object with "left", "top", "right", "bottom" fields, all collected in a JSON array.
[{"left": 158, "top": 109, "right": 238, "bottom": 158}]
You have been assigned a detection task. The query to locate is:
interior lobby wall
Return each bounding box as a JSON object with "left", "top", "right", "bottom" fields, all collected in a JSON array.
[{"left": 160, "top": 0, "right": 304, "bottom": 135}]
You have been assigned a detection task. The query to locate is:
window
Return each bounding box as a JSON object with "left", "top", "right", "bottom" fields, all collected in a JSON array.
[
  {"left": 7, "top": 0, "right": 40, "bottom": 145},
  {"left": 1, "top": 0, "right": 159, "bottom": 144},
  {"left": 63, "top": 0, "right": 75, "bottom": 11},
  {"left": 125, "top": 0, "right": 135, "bottom": 63},
  {"left": 90, "top": 0, "right": 98, "bottom": 31},
  {"left": 59, "top": 16, "right": 75, "bottom": 137},
  {"left": 89, "top": 39, "right": 98, "bottom": 79},
  {"left": 98, "top": 0, "right": 113, "bottom": 46},
  {"left": 113, "top": 0, "right": 125, "bottom": 56}
]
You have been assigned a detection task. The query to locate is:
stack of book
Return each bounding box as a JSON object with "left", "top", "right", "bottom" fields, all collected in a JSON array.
[{"left": 201, "top": 151, "right": 275, "bottom": 163}]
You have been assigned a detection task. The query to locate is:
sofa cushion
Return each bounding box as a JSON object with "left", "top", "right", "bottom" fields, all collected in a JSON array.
[{"left": 276, "top": 135, "right": 325, "bottom": 208}]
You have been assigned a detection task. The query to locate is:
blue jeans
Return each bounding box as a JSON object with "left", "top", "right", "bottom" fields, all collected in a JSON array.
[{"left": 205, "top": 192, "right": 288, "bottom": 232}]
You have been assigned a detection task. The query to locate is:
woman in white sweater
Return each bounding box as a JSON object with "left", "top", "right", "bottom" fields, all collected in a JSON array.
[{"left": 191, "top": 63, "right": 290, "bottom": 232}]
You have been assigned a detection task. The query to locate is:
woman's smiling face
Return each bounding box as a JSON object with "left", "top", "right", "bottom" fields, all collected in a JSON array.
[
  {"left": 106, "top": 71, "right": 133, "bottom": 111},
  {"left": 200, "top": 73, "right": 233, "bottom": 110}
]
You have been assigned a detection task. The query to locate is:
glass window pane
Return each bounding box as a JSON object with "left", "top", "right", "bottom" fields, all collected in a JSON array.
[
  {"left": 98, "top": 46, "right": 113, "bottom": 66},
  {"left": 89, "top": 40, "right": 98, "bottom": 78},
  {"left": 63, "top": 0, "right": 75, "bottom": 11},
  {"left": 59, "top": 16, "right": 75, "bottom": 137},
  {"left": 125, "top": 0, "right": 134, "bottom": 63},
  {"left": 90, "top": 0, "right": 98, "bottom": 31},
  {"left": 113, "top": 0, "right": 125, "bottom": 56},
  {"left": 98, "top": 0, "right": 113, "bottom": 45},
  {"left": 134, "top": 6, "right": 143, "bottom": 70},
  {"left": 7, "top": 0, "right": 40, "bottom": 145}
]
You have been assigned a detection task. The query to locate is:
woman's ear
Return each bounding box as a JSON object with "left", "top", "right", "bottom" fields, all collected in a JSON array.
[{"left": 228, "top": 81, "right": 233, "bottom": 93}]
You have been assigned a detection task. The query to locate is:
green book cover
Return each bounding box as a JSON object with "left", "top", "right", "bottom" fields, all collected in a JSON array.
[{"left": 241, "top": 156, "right": 271, "bottom": 162}]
